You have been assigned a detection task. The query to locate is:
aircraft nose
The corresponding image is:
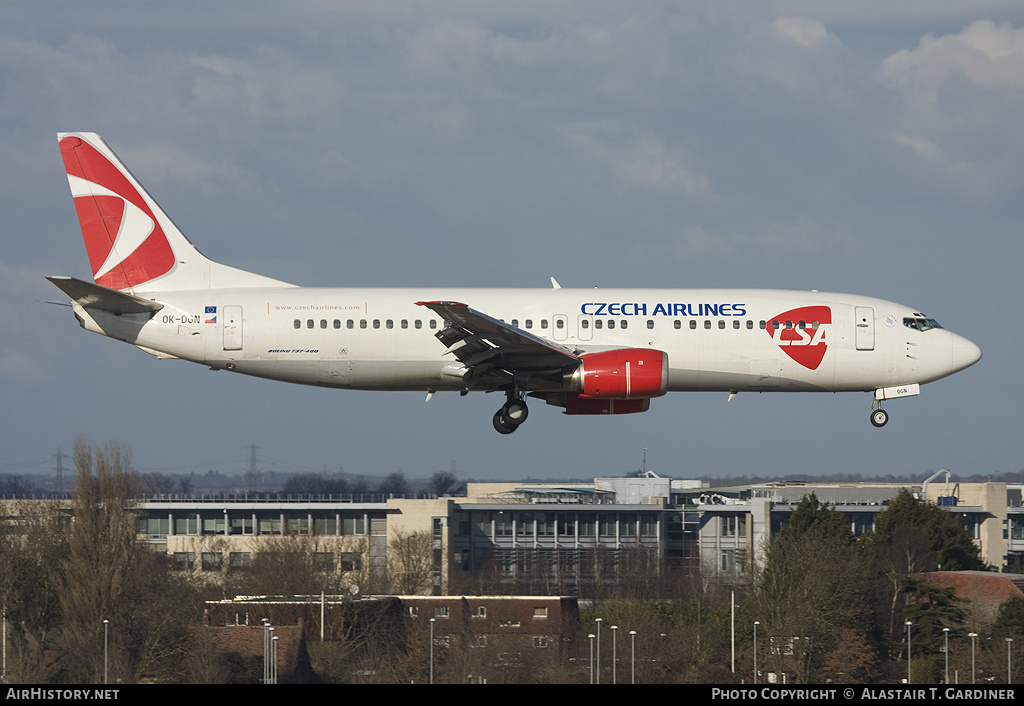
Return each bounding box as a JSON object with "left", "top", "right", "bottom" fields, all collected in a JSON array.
[{"left": 951, "top": 336, "right": 982, "bottom": 373}]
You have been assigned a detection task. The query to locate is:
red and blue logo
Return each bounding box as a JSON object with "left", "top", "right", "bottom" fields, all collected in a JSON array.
[{"left": 766, "top": 306, "right": 831, "bottom": 370}]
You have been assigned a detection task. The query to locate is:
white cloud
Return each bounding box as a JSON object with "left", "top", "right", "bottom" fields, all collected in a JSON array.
[
  {"left": 561, "top": 128, "right": 710, "bottom": 199},
  {"left": 772, "top": 17, "right": 829, "bottom": 49},
  {"left": 675, "top": 218, "right": 855, "bottom": 262},
  {"left": 883, "top": 20, "right": 1024, "bottom": 106}
]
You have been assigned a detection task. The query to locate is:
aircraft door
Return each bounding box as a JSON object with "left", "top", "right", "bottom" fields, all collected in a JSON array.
[
  {"left": 223, "top": 305, "right": 242, "bottom": 351},
  {"left": 552, "top": 314, "right": 568, "bottom": 341},
  {"left": 577, "top": 314, "right": 593, "bottom": 341},
  {"left": 855, "top": 307, "right": 874, "bottom": 351}
]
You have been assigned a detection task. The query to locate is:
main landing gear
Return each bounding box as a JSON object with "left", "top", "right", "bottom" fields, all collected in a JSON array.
[{"left": 493, "top": 392, "right": 529, "bottom": 434}]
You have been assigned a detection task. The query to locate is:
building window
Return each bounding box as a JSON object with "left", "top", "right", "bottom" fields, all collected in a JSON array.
[
  {"left": 434, "top": 606, "right": 449, "bottom": 619},
  {"left": 173, "top": 552, "right": 195, "bottom": 571},
  {"left": 314, "top": 553, "right": 335, "bottom": 571},
  {"left": 340, "top": 553, "right": 362, "bottom": 572},
  {"left": 472, "top": 606, "right": 487, "bottom": 619},
  {"left": 201, "top": 552, "right": 223, "bottom": 572},
  {"left": 229, "top": 552, "right": 251, "bottom": 568},
  {"left": 720, "top": 515, "right": 746, "bottom": 537},
  {"left": 533, "top": 607, "right": 548, "bottom": 619},
  {"left": 533, "top": 636, "right": 550, "bottom": 648}
]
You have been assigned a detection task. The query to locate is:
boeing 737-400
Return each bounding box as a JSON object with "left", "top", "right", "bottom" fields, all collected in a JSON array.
[{"left": 48, "top": 132, "right": 982, "bottom": 434}]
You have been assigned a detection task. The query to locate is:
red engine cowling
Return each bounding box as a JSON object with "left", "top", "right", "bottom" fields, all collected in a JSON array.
[{"left": 568, "top": 348, "right": 669, "bottom": 399}]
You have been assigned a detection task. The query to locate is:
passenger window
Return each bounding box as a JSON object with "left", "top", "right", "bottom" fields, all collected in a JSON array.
[
  {"left": 647, "top": 320, "right": 654, "bottom": 329},
  {"left": 540, "top": 320, "right": 548, "bottom": 329},
  {"left": 704, "top": 320, "right": 711, "bottom": 330},
  {"left": 293, "top": 319, "right": 300, "bottom": 329},
  {"left": 607, "top": 320, "right": 615, "bottom": 329},
  {"left": 689, "top": 320, "right": 697, "bottom": 330},
  {"left": 556, "top": 319, "right": 564, "bottom": 329},
  {"left": 415, "top": 320, "right": 422, "bottom": 329},
  {"left": 401, "top": 320, "right": 408, "bottom": 329},
  {"left": 595, "top": 320, "right": 602, "bottom": 329},
  {"left": 360, "top": 319, "right": 367, "bottom": 329},
  {"left": 373, "top": 320, "right": 380, "bottom": 329},
  {"left": 733, "top": 320, "right": 740, "bottom": 329},
  {"left": 511, "top": 319, "right": 519, "bottom": 328},
  {"left": 798, "top": 321, "right": 806, "bottom": 330},
  {"left": 347, "top": 320, "right": 354, "bottom": 329},
  {"left": 620, "top": 320, "right": 627, "bottom": 329},
  {"left": 785, "top": 321, "right": 793, "bottom": 329},
  {"left": 386, "top": 320, "right": 393, "bottom": 329},
  {"left": 718, "top": 320, "right": 725, "bottom": 329},
  {"left": 525, "top": 320, "right": 532, "bottom": 329},
  {"left": 334, "top": 319, "right": 341, "bottom": 329},
  {"left": 747, "top": 320, "right": 754, "bottom": 330},
  {"left": 674, "top": 320, "right": 681, "bottom": 329},
  {"left": 430, "top": 320, "right": 437, "bottom": 329},
  {"left": 307, "top": 319, "right": 314, "bottom": 329},
  {"left": 320, "top": 319, "right": 327, "bottom": 329}
]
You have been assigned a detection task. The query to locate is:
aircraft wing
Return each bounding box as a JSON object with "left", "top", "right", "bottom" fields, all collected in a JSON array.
[{"left": 416, "top": 301, "right": 579, "bottom": 374}]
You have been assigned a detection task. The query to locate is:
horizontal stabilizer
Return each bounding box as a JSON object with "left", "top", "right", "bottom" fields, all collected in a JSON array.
[{"left": 46, "top": 276, "right": 164, "bottom": 314}]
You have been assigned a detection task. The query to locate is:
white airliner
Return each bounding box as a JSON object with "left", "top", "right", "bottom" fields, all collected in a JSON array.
[{"left": 49, "top": 132, "right": 981, "bottom": 434}]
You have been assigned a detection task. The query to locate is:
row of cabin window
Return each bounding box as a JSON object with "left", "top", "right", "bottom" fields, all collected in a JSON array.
[
  {"left": 295, "top": 318, "right": 441, "bottom": 330},
  {"left": 295, "top": 317, "right": 821, "bottom": 332}
]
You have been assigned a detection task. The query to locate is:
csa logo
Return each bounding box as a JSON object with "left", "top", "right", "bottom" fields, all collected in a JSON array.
[
  {"left": 60, "top": 136, "right": 176, "bottom": 291},
  {"left": 766, "top": 305, "right": 831, "bottom": 370}
]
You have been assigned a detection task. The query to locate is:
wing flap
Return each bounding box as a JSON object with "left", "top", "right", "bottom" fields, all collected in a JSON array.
[
  {"left": 416, "top": 300, "right": 578, "bottom": 373},
  {"left": 46, "top": 276, "right": 164, "bottom": 314}
]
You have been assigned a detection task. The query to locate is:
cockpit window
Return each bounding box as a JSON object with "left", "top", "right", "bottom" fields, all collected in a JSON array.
[{"left": 903, "top": 317, "right": 943, "bottom": 332}]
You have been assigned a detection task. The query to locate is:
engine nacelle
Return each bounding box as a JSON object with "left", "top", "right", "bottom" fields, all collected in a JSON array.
[
  {"left": 566, "top": 348, "right": 669, "bottom": 399},
  {"left": 562, "top": 394, "right": 651, "bottom": 415}
]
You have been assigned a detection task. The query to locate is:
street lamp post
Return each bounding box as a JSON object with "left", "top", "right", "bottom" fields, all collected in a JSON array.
[
  {"left": 754, "top": 621, "right": 760, "bottom": 685},
  {"left": 1007, "top": 638, "right": 1014, "bottom": 684},
  {"left": 611, "top": 625, "right": 618, "bottom": 684},
  {"left": 588, "top": 634, "right": 595, "bottom": 684},
  {"left": 266, "top": 614, "right": 274, "bottom": 684},
  {"left": 271, "top": 635, "right": 278, "bottom": 684},
  {"left": 630, "top": 630, "right": 636, "bottom": 684},
  {"left": 906, "top": 621, "right": 913, "bottom": 684},
  {"left": 103, "top": 619, "right": 109, "bottom": 685},
  {"left": 429, "top": 618, "right": 435, "bottom": 684},
  {"left": 595, "top": 618, "right": 603, "bottom": 684},
  {"left": 943, "top": 628, "right": 950, "bottom": 684},
  {"left": 268, "top": 627, "right": 275, "bottom": 684},
  {"left": 969, "top": 632, "right": 978, "bottom": 684}
]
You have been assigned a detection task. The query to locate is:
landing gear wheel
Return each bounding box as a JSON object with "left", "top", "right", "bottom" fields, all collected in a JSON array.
[
  {"left": 503, "top": 399, "right": 529, "bottom": 425},
  {"left": 870, "top": 408, "right": 889, "bottom": 428},
  {"left": 493, "top": 410, "right": 517, "bottom": 435}
]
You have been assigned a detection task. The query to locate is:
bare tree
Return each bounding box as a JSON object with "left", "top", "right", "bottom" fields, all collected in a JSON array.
[
  {"left": 60, "top": 440, "right": 195, "bottom": 683},
  {"left": 0, "top": 500, "right": 69, "bottom": 682},
  {"left": 386, "top": 529, "right": 434, "bottom": 595}
]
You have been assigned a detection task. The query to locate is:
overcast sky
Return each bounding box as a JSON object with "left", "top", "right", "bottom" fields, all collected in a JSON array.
[{"left": 2, "top": 1, "right": 1022, "bottom": 484}]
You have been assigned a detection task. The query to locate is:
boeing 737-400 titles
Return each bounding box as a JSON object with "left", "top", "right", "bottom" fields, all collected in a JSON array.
[{"left": 49, "top": 133, "right": 982, "bottom": 434}]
